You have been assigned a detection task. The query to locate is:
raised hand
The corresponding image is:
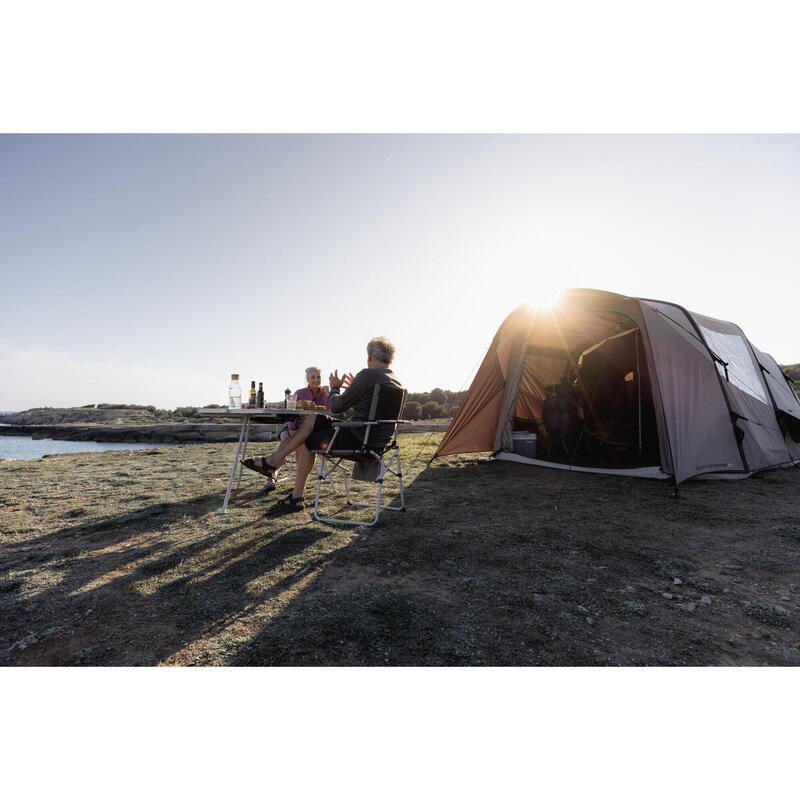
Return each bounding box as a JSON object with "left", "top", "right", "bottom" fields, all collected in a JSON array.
[{"left": 341, "top": 372, "right": 355, "bottom": 389}]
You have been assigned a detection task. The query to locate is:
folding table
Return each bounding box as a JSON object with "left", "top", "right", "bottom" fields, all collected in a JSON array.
[{"left": 196, "top": 407, "right": 329, "bottom": 513}]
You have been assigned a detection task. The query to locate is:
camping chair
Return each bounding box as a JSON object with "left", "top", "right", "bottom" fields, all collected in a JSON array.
[{"left": 310, "top": 383, "right": 407, "bottom": 526}]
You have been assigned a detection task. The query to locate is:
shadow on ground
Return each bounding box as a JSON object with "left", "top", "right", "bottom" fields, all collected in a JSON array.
[{"left": 3, "top": 453, "right": 800, "bottom": 666}]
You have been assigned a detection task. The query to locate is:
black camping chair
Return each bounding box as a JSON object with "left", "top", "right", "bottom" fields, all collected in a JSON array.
[{"left": 310, "top": 383, "right": 407, "bottom": 526}]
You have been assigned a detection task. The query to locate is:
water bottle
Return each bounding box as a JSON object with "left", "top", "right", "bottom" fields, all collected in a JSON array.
[
  {"left": 229, "top": 374, "right": 242, "bottom": 408},
  {"left": 284, "top": 388, "right": 291, "bottom": 409}
]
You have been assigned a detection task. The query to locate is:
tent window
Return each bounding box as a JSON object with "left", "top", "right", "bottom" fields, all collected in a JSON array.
[{"left": 698, "top": 326, "right": 768, "bottom": 404}]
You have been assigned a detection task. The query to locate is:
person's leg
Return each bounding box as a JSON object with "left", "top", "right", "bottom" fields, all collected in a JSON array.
[
  {"left": 264, "top": 429, "right": 292, "bottom": 490},
  {"left": 292, "top": 446, "right": 316, "bottom": 498},
  {"left": 248, "top": 415, "right": 317, "bottom": 473},
  {"left": 266, "top": 414, "right": 316, "bottom": 466},
  {"left": 272, "top": 429, "right": 295, "bottom": 468}
]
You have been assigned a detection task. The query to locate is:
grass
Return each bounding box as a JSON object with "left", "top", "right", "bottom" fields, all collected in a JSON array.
[{"left": 1, "top": 433, "right": 800, "bottom": 666}]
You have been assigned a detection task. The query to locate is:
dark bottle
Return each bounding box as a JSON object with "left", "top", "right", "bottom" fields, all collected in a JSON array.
[
  {"left": 248, "top": 381, "right": 257, "bottom": 408},
  {"left": 256, "top": 382, "right": 264, "bottom": 408}
]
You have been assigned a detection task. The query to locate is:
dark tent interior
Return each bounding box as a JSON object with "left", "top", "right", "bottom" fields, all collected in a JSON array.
[{"left": 512, "top": 318, "right": 661, "bottom": 469}]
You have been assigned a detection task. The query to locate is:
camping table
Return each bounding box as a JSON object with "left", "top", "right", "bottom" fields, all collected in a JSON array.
[{"left": 196, "top": 407, "right": 334, "bottom": 513}]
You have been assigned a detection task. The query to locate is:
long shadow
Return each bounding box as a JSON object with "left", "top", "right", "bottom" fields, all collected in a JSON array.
[
  {"left": 5, "top": 460, "right": 798, "bottom": 666},
  {"left": 233, "top": 460, "right": 800, "bottom": 666},
  {"left": 0, "top": 491, "right": 334, "bottom": 665}
]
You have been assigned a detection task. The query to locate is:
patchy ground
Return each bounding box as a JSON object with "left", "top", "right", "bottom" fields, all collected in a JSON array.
[{"left": 1, "top": 433, "right": 799, "bottom": 666}]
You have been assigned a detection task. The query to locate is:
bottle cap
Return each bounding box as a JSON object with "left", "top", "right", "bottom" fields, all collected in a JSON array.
[{"left": 231, "top": 374, "right": 239, "bottom": 380}]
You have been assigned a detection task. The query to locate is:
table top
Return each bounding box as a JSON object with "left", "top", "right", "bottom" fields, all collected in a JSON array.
[{"left": 197, "top": 407, "right": 331, "bottom": 419}]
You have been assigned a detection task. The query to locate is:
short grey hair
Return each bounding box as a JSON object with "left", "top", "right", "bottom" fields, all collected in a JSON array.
[
  {"left": 305, "top": 366, "right": 321, "bottom": 379},
  {"left": 367, "top": 337, "right": 395, "bottom": 365}
]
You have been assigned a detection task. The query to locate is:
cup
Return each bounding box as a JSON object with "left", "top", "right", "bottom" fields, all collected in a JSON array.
[{"left": 287, "top": 399, "right": 297, "bottom": 410}]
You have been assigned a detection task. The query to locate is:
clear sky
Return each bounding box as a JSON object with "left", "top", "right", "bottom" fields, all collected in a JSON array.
[{"left": 1, "top": 133, "right": 798, "bottom": 411}]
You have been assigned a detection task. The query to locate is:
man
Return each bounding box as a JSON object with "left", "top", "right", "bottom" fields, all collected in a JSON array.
[{"left": 243, "top": 336, "right": 402, "bottom": 513}]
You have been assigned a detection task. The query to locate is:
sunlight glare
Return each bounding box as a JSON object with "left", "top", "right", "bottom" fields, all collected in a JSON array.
[{"left": 531, "top": 284, "right": 564, "bottom": 310}]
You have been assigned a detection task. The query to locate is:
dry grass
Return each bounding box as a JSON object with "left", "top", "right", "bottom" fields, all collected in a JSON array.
[{"left": 1, "top": 433, "right": 799, "bottom": 666}]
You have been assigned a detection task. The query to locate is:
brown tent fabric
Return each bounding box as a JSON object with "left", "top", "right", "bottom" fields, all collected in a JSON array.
[{"left": 435, "top": 288, "right": 798, "bottom": 484}]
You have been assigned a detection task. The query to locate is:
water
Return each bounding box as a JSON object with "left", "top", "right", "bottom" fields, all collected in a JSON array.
[{"left": 0, "top": 432, "right": 175, "bottom": 461}]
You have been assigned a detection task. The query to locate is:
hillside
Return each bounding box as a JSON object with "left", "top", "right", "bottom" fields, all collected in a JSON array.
[
  {"left": 0, "top": 404, "right": 222, "bottom": 426},
  {"left": 781, "top": 363, "right": 800, "bottom": 396}
]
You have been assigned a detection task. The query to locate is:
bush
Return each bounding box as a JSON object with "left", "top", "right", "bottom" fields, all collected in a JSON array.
[
  {"left": 422, "top": 401, "right": 445, "bottom": 419},
  {"left": 430, "top": 388, "right": 446, "bottom": 405},
  {"left": 404, "top": 400, "right": 421, "bottom": 420}
]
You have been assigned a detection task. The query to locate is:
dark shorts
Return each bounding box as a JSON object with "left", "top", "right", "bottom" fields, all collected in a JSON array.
[{"left": 305, "top": 415, "right": 365, "bottom": 452}]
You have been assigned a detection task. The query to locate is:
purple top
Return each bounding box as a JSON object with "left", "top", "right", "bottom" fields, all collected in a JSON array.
[{"left": 287, "top": 386, "right": 329, "bottom": 431}]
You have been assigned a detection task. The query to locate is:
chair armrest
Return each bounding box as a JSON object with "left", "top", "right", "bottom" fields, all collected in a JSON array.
[{"left": 331, "top": 420, "right": 376, "bottom": 428}]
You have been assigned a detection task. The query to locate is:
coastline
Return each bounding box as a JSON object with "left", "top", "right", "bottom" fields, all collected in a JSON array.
[
  {"left": 0, "top": 420, "right": 451, "bottom": 445},
  {"left": 0, "top": 423, "right": 278, "bottom": 444}
]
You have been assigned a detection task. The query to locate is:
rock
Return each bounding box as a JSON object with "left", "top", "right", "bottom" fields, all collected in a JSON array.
[
  {"left": 621, "top": 600, "right": 647, "bottom": 616},
  {"left": 781, "top": 596, "right": 790, "bottom": 602},
  {"left": 586, "top": 616, "right": 594, "bottom": 625},
  {"left": 662, "top": 592, "right": 673, "bottom": 599},
  {"left": 673, "top": 578, "right": 682, "bottom": 585},
  {"left": 681, "top": 602, "right": 696, "bottom": 612},
  {"left": 700, "top": 595, "right": 712, "bottom": 605}
]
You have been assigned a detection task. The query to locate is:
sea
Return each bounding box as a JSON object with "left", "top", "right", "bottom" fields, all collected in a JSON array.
[{"left": 0, "top": 425, "right": 175, "bottom": 461}]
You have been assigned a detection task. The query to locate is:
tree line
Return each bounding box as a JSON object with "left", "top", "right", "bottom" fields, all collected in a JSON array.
[
  {"left": 74, "top": 392, "right": 469, "bottom": 421},
  {"left": 402, "top": 388, "right": 466, "bottom": 420}
]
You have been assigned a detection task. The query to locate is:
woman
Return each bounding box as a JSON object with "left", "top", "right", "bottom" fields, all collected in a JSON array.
[{"left": 260, "top": 366, "right": 329, "bottom": 492}]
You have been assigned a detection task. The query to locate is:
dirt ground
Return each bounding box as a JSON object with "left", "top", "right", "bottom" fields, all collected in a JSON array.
[{"left": 1, "top": 433, "right": 799, "bottom": 666}]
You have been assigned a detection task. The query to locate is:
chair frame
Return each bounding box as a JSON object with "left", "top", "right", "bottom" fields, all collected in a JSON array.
[{"left": 311, "top": 384, "right": 407, "bottom": 527}]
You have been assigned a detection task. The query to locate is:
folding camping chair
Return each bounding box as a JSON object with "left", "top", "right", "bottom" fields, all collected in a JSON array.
[{"left": 310, "top": 383, "right": 407, "bottom": 526}]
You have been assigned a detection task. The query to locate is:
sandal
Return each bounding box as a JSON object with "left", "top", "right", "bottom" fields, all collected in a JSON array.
[
  {"left": 264, "top": 475, "right": 277, "bottom": 494},
  {"left": 242, "top": 457, "right": 278, "bottom": 477},
  {"left": 269, "top": 491, "right": 305, "bottom": 514}
]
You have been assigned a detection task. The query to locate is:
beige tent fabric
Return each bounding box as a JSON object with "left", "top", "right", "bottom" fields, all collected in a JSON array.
[
  {"left": 435, "top": 338, "right": 506, "bottom": 456},
  {"left": 435, "top": 288, "right": 794, "bottom": 483},
  {"left": 437, "top": 292, "right": 646, "bottom": 458}
]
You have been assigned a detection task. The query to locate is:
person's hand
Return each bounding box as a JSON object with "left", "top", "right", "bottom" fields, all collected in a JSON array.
[
  {"left": 330, "top": 370, "right": 355, "bottom": 389},
  {"left": 321, "top": 385, "right": 330, "bottom": 394}
]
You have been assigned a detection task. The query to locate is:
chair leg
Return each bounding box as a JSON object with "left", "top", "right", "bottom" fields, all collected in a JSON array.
[{"left": 317, "top": 448, "right": 406, "bottom": 526}]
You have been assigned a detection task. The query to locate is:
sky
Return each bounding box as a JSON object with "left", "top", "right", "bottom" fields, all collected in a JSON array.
[{"left": 1, "top": 133, "right": 799, "bottom": 411}]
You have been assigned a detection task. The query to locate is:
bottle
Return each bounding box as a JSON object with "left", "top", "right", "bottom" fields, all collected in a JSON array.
[
  {"left": 249, "top": 381, "right": 257, "bottom": 408},
  {"left": 284, "top": 388, "right": 291, "bottom": 409},
  {"left": 229, "top": 374, "right": 241, "bottom": 409},
  {"left": 256, "top": 382, "right": 264, "bottom": 409}
]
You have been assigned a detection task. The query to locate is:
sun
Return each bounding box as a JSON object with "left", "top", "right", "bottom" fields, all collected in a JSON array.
[{"left": 531, "top": 285, "right": 564, "bottom": 310}]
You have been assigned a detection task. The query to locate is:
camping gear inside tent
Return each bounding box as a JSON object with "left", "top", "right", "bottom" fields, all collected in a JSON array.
[{"left": 436, "top": 289, "right": 800, "bottom": 485}]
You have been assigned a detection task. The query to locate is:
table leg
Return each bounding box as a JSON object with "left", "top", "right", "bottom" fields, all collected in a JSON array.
[
  {"left": 236, "top": 417, "right": 252, "bottom": 489},
  {"left": 221, "top": 417, "right": 248, "bottom": 514}
]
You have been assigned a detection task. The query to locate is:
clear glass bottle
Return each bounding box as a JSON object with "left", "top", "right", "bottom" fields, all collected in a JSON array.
[
  {"left": 229, "top": 374, "right": 242, "bottom": 409},
  {"left": 284, "top": 388, "right": 291, "bottom": 409}
]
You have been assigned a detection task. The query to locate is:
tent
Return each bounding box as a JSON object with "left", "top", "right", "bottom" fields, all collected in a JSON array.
[{"left": 436, "top": 289, "right": 800, "bottom": 484}]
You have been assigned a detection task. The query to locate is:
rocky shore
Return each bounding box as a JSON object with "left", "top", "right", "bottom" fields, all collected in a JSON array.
[
  {"left": 0, "top": 423, "right": 278, "bottom": 444},
  {"left": 0, "top": 420, "right": 451, "bottom": 445}
]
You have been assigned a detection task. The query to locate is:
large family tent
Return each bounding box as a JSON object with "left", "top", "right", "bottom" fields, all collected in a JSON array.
[{"left": 436, "top": 289, "right": 800, "bottom": 484}]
